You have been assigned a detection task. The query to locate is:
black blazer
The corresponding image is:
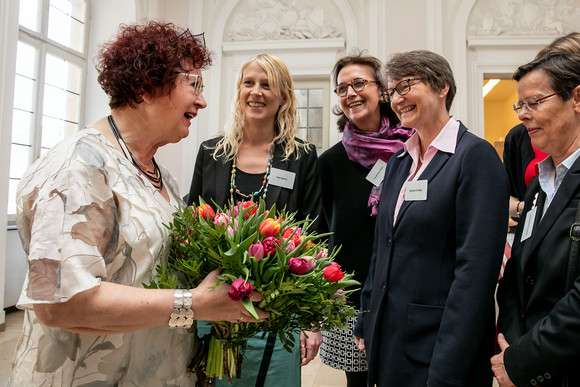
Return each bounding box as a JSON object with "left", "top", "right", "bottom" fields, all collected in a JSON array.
[
  {"left": 354, "top": 123, "right": 509, "bottom": 387},
  {"left": 497, "top": 154, "right": 580, "bottom": 387},
  {"left": 186, "top": 137, "right": 323, "bottom": 231}
]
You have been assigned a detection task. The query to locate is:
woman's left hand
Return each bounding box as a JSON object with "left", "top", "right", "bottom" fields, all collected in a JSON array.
[{"left": 300, "top": 330, "right": 322, "bottom": 366}]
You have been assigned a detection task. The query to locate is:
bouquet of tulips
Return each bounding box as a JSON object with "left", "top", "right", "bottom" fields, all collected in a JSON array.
[{"left": 147, "top": 199, "right": 358, "bottom": 384}]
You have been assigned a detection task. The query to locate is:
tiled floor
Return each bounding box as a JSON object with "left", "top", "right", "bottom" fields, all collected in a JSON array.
[{"left": 0, "top": 309, "right": 346, "bottom": 387}]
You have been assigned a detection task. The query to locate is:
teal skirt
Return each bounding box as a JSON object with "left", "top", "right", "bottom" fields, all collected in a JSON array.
[{"left": 197, "top": 322, "right": 300, "bottom": 387}]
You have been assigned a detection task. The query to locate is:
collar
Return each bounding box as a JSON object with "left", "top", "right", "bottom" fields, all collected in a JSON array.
[{"left": 399, "top": 116, "right": 459, "bottom": 159}]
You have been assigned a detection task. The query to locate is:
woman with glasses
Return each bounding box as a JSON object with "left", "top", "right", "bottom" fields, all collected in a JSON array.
[
  {"left": 186, "top": 54, "right": 322, "bottom": 387},
  {"left": 317, "top": 52, "right": 412, "bottom": 387},
  {"left": 503, "top": 33, "right": 580, "bottom": 230},
  {"left": 353, "top": 50, "right": 509, "bottom": 387},
  {"left": 493, "top": 52, "right": 580, "bottom": 387},
  {"left": 9, "top": 22, "right": 269, "bottom": 387}
]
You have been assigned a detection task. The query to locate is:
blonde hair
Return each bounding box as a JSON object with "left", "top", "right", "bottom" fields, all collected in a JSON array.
[
  {"left": 535, "top": 32, "right": 580, "bottom": 58},
  {"left": 212, "top": 54, "right": 309, "bottom": 161}
]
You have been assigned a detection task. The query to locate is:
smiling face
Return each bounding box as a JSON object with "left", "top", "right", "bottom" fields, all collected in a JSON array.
[
  {"left": 337, "top": 64, "right": 382, "bottom": 132},
  {"left": 239, "top": 60, "right": 285, "bottom": 127},
  {"left": 516, "top": 69, "right": 579, "bottom": 165},
  {"left": 387, "top": 76, "right": 446, "bottom": 132},
  {"left": 148, "top": 68, "right": 207, "bottom": 144}
]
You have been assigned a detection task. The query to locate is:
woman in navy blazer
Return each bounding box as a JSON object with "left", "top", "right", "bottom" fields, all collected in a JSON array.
[
  {"left": 494, "top": 53, "right": 580, "bottom": 387},
  {"left": 353, "top": 50, "right": 509, "bottom": 387}
]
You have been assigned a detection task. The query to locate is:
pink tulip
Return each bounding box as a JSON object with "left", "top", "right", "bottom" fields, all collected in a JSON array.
[
  {"left": 284, "top": 240, "right": 297, "bottom": 253},
  {"left": 228, "top": 278, "right": 253, "bottom": 302},
  {"left": 288, "top": 256, "right": 316, "bottom": 275},
  {"left": 316, "top": 249, "right": 328, "bottom": 259},
  {"left": 262, "top": 236, "right": 281, "bottom": 257},
  {"left": 213, "top": 212, "right": 230, "bottom": 227},
  {"left": 248, "top": 242, "right": 264, "bottom": 261}
]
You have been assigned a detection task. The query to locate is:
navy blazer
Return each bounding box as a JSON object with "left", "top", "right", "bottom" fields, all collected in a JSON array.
[
  {"left": 186, "top": 137, "right": 323, "bottom": 231},
  {"left": 354, "top": 123, "right": 509, "bottom": 387},
  {"left": 497, "top": 154, "right": 580, "bottom": 387}
]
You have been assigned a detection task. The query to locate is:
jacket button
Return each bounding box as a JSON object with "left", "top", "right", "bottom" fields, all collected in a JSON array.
[
  {"left": 530, "top": 380, "right": 537, "bottom": 385},
  {"left": 537, "top": 375, "right": 544, "bottom": 382},
  {"left": 386, "top": 238, "right": 392, "bottom": 246},
  {"left": 525, "top": 276, "right": 535, "bottom": 285},
  {"left": 544, "top": 373, "right": 551, "bottom": 379},
  {"left": 382, "top": 284, "right": 386, "bottom": 292}
]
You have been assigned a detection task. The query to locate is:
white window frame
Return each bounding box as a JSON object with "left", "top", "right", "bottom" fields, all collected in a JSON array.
[{"left": 8, "top": 0, "right": 89, "bottom": 224}]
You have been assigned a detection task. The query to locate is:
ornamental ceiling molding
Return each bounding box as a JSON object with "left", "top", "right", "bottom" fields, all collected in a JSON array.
[
  {"left": 226, "top": 0, "right": 343, "bottom": 41},
  {"left": 467, "top": 0, "right": 580, "bottom": 38}
]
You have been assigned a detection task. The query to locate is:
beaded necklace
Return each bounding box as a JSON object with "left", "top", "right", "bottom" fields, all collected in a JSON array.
[
  {"left": 107, "top": 115, "right": 163, "bottom": 191},
  {"left": 230, "top": 145, "right": 274, "bottom": 203}
]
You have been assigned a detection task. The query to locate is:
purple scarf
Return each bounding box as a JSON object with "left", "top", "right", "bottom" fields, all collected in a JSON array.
[{"left": 342, "top": 116, "right": 414, "bottom": 216}]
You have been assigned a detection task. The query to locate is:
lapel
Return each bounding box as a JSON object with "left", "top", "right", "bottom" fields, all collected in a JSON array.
[
  {"left": 214, "top": 157, "right": 233, "bottom": 207},
  {"left": 385, "top": 155, "right": 413, "bottom": 229},
  {"left": 265, "top": 142, "right": 285, "bottom": 208},
  {"left": 520, "top": 157, "right": 580, "bottom": 270},
  {"left": 393, "top": 124, "right": 467, "bottom": 228}
]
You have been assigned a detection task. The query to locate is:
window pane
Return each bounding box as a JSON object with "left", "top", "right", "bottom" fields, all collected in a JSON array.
[
  {"left": 41, "top": 116, "right": 78, "bottom": 149},
  {"left": 308, "top": 108, "right": 323, "bottom": 127},
  {"left": 10, "top": 144, "right": 32, "bottom": 179},
  {"left": 309, "top": 90, "right": 323, "bottom": 107},
  {"left": 297, "top": 108, "right": 306, "bottom": 126},
  {"left": 45, "top": 53, "right": 83, "bottom": 93},
  {"left": 16, "top": 41, "right": 38, "bottom": 79},
  {"left": 48, "top": 0, "right": 86, "bottom": 52},
  {"left": 295, "top": 89, "right": 307, "bottom": 107},
  {"left": 297, "top": 128, "right": 308, "bottom": 139},
  {"left": 11, "top": 109, "right": 34, "bottom": 145},
  {"left": 43, "top": 85, "right": 80, "bottom": 122},
  {"left": 308, "top": 128, "right": 323, "bottom": 149},
  {"left": 19, "top": 0, "right": 40, "bottom": 32},
  {"left": 13, "top": 75, "right": 36, "bottom": 112}
]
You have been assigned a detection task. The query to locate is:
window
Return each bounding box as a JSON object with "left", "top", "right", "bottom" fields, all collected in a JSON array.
[
  {"left": 295, "top": 81, "right": 331, "bottom": 153},
  {"left": 8, "top": 0, "right": 88, "bottom": 220}
]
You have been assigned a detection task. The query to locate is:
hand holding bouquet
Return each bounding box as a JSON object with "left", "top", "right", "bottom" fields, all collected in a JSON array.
[{"left": 148, "top": 199, "right": 359, "bottom": 383}]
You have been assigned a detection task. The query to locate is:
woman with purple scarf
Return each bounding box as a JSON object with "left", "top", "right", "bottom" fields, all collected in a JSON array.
[{"left": 318, "top": 52, "right": 413, "bottom": 387}]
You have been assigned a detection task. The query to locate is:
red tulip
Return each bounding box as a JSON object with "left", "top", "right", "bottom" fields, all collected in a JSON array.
[
  {"left": 239, "top": 201, "right": 257, "bottom": 219},
  {"left": 197, "top": 203, "right": 215, "bottom": 221},
  {"left": 323, "top": 263, "right": 344, "bottom": 282},
  {"left": 228, "top": 278, "right": 254, "bottom": 302},
  {"left": 259, "top": 218, "right": 281, "bottom": 237}
]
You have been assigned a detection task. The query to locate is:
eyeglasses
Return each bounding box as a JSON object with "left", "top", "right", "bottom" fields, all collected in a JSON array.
[
  {"left": 384, "top": 78, "right": 424, "bottom": 102},
  {"left": 513, "top": 90, "right": 565, "bottom": 114},
  {"left": 178, "top": 73, "right": 205, "bottom": 95},
  {"left": 334, "top": 78, "right": 377, "bottom": 97}
]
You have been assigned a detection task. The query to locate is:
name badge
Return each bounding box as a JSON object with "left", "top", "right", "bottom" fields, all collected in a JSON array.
[
  {"left": 269, "top": 168, "right": 295, "bottom": 189},
  {"left": 521, "top": 192, "right": 539, "bottom": 242},
  {"left": 404, "top": 180, "right": 428, "bottom": 201},
  {"left": 366, "top": 159, "right": 387, "bottom": 187}
]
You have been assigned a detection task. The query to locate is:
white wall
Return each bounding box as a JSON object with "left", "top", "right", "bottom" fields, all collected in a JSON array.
[{"left": 0, "top": 0, "right": 20, "bottom": 326}]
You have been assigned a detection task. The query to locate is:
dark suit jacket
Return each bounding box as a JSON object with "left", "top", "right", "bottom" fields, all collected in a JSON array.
[
  {"left": 354, "top": 123, "right": 509, "bottom": 387},
  {"left": 497, "top": 154, "right": 580, "bottom": 387},
  {"left": 186, "top": 137, "right": 323, "bottom": 231}
]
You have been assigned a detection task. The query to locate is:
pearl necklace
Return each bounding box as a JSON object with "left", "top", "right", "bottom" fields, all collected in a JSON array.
[
  {"left": 230, "top": 145, "right": 274, "bottom": 203},
  {"left": 107, "top": 115, "right": 163, "bottom": 191}
]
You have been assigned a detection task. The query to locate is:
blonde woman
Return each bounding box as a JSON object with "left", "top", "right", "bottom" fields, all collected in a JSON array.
[{"left": 187, "top": 54, "right": 323, "bottom": 387}]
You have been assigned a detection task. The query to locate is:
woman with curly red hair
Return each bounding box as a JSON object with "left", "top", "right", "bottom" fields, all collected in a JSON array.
[{"left": 9, "top": 21, "right": 267, "bottom": 387}]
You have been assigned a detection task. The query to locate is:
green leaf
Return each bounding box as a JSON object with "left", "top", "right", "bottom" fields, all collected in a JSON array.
[{"left": 242, "top": 299, "right": 260, "bottom": 321}]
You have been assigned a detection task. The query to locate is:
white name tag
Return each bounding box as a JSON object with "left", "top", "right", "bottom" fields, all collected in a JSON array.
[
  {"left": 366, "top": 159, "right": 387, "bottom": 187},
  {"left": 269, "top": 168, "right": 295, "bottom": 189},
  {"left": 404, "top": 180, "right": 428, "bottom": 201},
  {"left": 520, "top": 206, "right": 537, "bottom": 242}
]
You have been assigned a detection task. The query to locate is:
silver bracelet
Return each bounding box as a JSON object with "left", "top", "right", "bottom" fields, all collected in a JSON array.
[{"left": 169, "top": 289, "right": 194, "bottom": 329}]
